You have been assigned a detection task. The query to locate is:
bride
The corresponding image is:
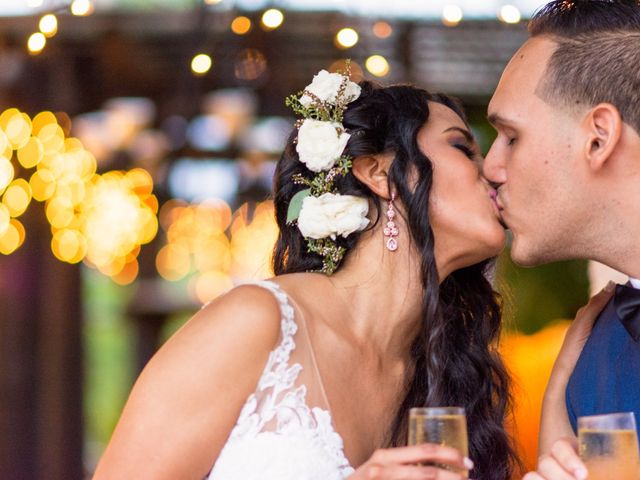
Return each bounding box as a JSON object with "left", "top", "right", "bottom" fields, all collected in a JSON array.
[{"left": 94, "top": 69, "right": 519, "bottom": 479}]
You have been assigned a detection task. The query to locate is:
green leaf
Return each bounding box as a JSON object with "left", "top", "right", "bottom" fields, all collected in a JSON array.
[{"left": 286, "top": 188, "right": 311, "bottom": 224}]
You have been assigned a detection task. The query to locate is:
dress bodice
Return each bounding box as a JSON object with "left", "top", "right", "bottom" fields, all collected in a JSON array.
[{"left": 207, "top": 280, "right": 355, "bottom": 480}]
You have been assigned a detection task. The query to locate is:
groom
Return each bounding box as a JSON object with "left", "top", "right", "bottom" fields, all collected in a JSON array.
[{"left": 482, "top": 0, "right": 640, "bottom": 478}]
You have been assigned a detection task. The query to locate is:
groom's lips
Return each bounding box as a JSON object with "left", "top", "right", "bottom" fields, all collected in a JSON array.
[
  {"left": 490, "top": 190, "right": 504, "bottom": 211},
  {"left": 490, "top": 190, "right": 508, "bottom": 228}
]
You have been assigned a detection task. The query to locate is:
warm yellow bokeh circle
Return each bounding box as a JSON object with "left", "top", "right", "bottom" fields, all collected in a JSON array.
[{"left": 0, "top": 108, "right": 159, "bottom": 285}]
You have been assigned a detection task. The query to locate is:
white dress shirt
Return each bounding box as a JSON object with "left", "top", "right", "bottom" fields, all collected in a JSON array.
[{"left": 629, "top": 277, "right": 640, "bottom": 289}]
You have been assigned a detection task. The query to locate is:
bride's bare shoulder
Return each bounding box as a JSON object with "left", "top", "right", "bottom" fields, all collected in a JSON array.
[
  {"left": 200, "top": 282, "right": 284, "bottom": 316},
  {"left": 93, "top": 283, "right": 287, "bottom": 478},
  {"left": 186, "top": 282, "right": 285, "bottom": 348},
  {"left": 125, "top": 282, "right": 288, "bottom": 413}
]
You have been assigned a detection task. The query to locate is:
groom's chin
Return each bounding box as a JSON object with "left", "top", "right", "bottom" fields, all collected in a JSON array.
[{"left": 509, "top": 237, "right": 542, "bottom": 267}]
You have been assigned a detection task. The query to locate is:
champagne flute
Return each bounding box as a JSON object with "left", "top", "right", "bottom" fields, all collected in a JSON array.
[
  {"left": 578, "top": 412, "right": 640, "bottom": 480},
  {"left": 408, "top": 407, "right": 469, "bottom": 478}
]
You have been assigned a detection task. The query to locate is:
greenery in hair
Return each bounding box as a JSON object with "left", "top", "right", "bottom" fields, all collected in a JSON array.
[
  {"left": 285, "top": 62, "right": 359, "bottom": 275},
  {"left": 306, "top": 238, "right": 346, "bottom": 275}
]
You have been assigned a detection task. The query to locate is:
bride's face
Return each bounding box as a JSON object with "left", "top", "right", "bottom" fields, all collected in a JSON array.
[{"left": 419, "top": 101, "right": 506, "bottom": 274}]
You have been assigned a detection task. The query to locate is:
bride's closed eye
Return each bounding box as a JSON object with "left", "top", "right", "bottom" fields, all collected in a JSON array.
[{"left": 452, "top": 142, "right": 482, "bottom": 163}]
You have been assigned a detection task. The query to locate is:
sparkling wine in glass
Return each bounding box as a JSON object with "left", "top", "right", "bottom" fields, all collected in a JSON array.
[
  {"left": 578, "top": 412, "right": 640, "bottom": 480},
  {"left": 408, "top": 407, "right": 469, "bottom": 478}
]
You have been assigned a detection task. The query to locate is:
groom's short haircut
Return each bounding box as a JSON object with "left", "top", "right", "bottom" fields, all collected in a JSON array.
[{"left": 529, "top": 0, "right": 640, "bottom": 133}]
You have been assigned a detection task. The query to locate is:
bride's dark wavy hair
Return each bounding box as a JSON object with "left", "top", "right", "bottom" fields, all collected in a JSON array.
[{"left": 272, "top": 81, "right": 519, "bottom": 479}]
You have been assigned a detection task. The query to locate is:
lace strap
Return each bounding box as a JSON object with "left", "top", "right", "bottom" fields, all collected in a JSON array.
[{"left": 250, "top": 280, "right": 298, "bottom": 363}]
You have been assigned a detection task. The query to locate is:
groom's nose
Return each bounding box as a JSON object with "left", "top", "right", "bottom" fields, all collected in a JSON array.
[{"left": 482, "top": 142, "right": 506, "bottom": 187}]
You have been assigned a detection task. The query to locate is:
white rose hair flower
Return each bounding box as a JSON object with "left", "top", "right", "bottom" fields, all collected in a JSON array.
[
  {"left": 299, "top": 69, "right": 361, "bottom": 107},
  {"left": 296, "top": 119, "right": 351, "bottom": 173},
  {"left": 297, "top": 193, "right": 370, "bottom": 240},
  {"left": 283, "top": 61, "right": 366, "bottom": 274}
]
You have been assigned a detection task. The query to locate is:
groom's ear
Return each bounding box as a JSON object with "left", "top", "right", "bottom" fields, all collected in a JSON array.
[
  {"left": 352, "top": 153, "right": 393, "bottom": 199},
  {"left": 583, "top": 103, "right": 622, "bottom": 171}
]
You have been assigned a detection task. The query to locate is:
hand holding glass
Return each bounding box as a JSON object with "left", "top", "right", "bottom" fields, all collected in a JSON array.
[{"left": 408, "top": 407, "right": 469, "bottom": 478}]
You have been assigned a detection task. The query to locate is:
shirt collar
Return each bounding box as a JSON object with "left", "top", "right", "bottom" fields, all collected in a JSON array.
[{"left": 629, "top": 278, "right": 640, "bottom": 289}]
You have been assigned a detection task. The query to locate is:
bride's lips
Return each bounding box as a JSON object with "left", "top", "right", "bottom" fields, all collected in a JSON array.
[
  {"left": 489, "top": 190, "right": 502, "bottom": 214},
  {"left": 489, "top": 189, "right": 508, "bottom": 227},
  {"left": 489, "top": 190, "right": 509, "bottom": 229}
]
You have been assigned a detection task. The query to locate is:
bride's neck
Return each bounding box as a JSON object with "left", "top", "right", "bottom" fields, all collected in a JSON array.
[{"left": 322, "top": 228, "right": 426, "bottom": 360}]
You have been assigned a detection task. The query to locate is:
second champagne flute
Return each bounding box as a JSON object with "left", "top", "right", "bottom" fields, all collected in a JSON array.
[{"left": 578, "top": 411, "right": 640, "bottom": 480}]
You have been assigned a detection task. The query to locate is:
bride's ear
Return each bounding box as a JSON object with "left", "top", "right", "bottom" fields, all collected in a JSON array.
[{"left": 352, "top": 153, "right": 394, "bottom": 200}]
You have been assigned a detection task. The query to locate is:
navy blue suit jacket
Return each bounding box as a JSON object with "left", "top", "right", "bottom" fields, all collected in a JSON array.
[{"left": 566, "top": 296, "right": 640, "bottom": 441}]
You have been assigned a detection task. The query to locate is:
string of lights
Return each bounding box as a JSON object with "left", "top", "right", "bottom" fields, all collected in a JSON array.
[
  {"left": 26, "top": 0, "right": 94, "bottom": 55},
  {"left": 188, "top": 1, "right": 524, "bottom": 79}
]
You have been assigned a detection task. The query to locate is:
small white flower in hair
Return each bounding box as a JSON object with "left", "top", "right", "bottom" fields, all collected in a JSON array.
[
  {"left": 299, "top": 69, "right": 361, "bottom": 107},
  {"left": 296, "top": 119, "right": 351, "bottom": 172},
  {"left": 297, "top": 193, "right": 369, "bottom": 240}
]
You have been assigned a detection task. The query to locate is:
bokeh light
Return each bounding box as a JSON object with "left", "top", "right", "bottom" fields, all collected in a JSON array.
[
  {"left": 0, "top": 204, "right": 9, "bottom": 237},
  {"left": 0, "top": 158, "right": 15, "bottom": 194},
  {"left": 156, "top": 200, "right": 231, "bottom": 282},
  {"left": 229, "top": 201, "right": 278, "bottom": 280},
  {"left": 442, "top": 5, "right": 463, "bottom": 26},
  {"left": 261, "top": 9, "right": 284, "bottom": 30},
  {"left": 231, "top": 16, "right": 252, "bottom": 35},
  {"left": 52, "top": 228, "right": 86, "bottom": 264},
  {"left": 71, "top": 0, "right": 94, "bottom": 16},
  {"left": 84, "top": 173, "right": 157, "bottom": 259},
  {"left": 336, "top": 28, "right": 359, "bottom": 49},
  {"left": 0, "top": 219, "right": 25, "bottom": 255},
  {"left": 30, "top": 169, "right": 56, "bottom": 201},
  {"left": 3, "top": 179, "right": 32, "bottom": 217},
  {"left": 372, "top": 21, "right": 393, "bottom": 39},
  {"left": 2, "top": 110, "right": 32, "bottom": 149},
  {"left": 0, "top": 107, "right": 158, "bottom": 284},
  {"left": 156, "top": 243, "right": 191, "bottom": 281},
  {"left": 156, "top": 199, "right": 277, "bottom": 304},
  {"left": 111, "top": 258, "right": 139, "bottom": 286},
  {"left": 499, "top": 5, "right": 522, "bottom": 24},
  {"left": 191, "top": 270, "right": 234, "bottom": 305},
  {"left": 39, "top": 14, "right": 58, "bottom": 37},
  {"left": 365, "top": 55, "right": 390, "bottom": 77},
  {"left": 27, "top": 32, "right": 46, "bottom": 54},
  {"left": 17, "top": 137, "right": 44, "bottom": 169},
  {"left": 191, "top": 53, "right": 213, "bottom": 75}
]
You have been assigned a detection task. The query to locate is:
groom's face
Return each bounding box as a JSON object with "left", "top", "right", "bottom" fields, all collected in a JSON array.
[{"left": 483, "top": 37, "right": 586, "bottom": 266}]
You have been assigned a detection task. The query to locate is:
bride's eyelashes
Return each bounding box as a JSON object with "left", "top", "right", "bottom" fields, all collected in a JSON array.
[{"left": 453, "top": 143, "right": 481, "bottom": 162}]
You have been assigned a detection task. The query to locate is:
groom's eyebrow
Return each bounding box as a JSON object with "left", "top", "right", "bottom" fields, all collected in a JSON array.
[
  {"left": 487, "top": 113, "right": 515, "bottom": 128},
  {"left": 443, "top": 126, "right": 474, "bottom": 143}
]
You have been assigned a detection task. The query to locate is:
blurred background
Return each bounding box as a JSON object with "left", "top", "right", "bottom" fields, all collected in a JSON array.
[{"left": 0, "top": 0, "right": 628, "bottom": 478}]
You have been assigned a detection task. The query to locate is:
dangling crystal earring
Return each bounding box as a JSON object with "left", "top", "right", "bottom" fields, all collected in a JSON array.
[{"left": 383, "top": 193, "right": 399, "bottom": 251}]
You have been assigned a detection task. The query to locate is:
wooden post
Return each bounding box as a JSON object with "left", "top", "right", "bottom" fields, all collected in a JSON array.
[{"left": 0, "top": 208, "right": 83, "bottom": 480}]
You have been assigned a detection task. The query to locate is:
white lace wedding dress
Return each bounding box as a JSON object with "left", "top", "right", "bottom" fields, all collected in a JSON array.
[{"left": 206, "top": 280, "right": 355, "bottom": 480}]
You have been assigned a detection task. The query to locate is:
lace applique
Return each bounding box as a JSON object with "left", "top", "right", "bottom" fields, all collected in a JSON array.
[{"left": 210, "top": 280, "right": 354, "bottom": 478}]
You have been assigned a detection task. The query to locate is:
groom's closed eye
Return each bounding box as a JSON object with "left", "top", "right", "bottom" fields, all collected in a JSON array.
[{"left": 487, "top": 113, "right": 519, "bottom": 146}]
